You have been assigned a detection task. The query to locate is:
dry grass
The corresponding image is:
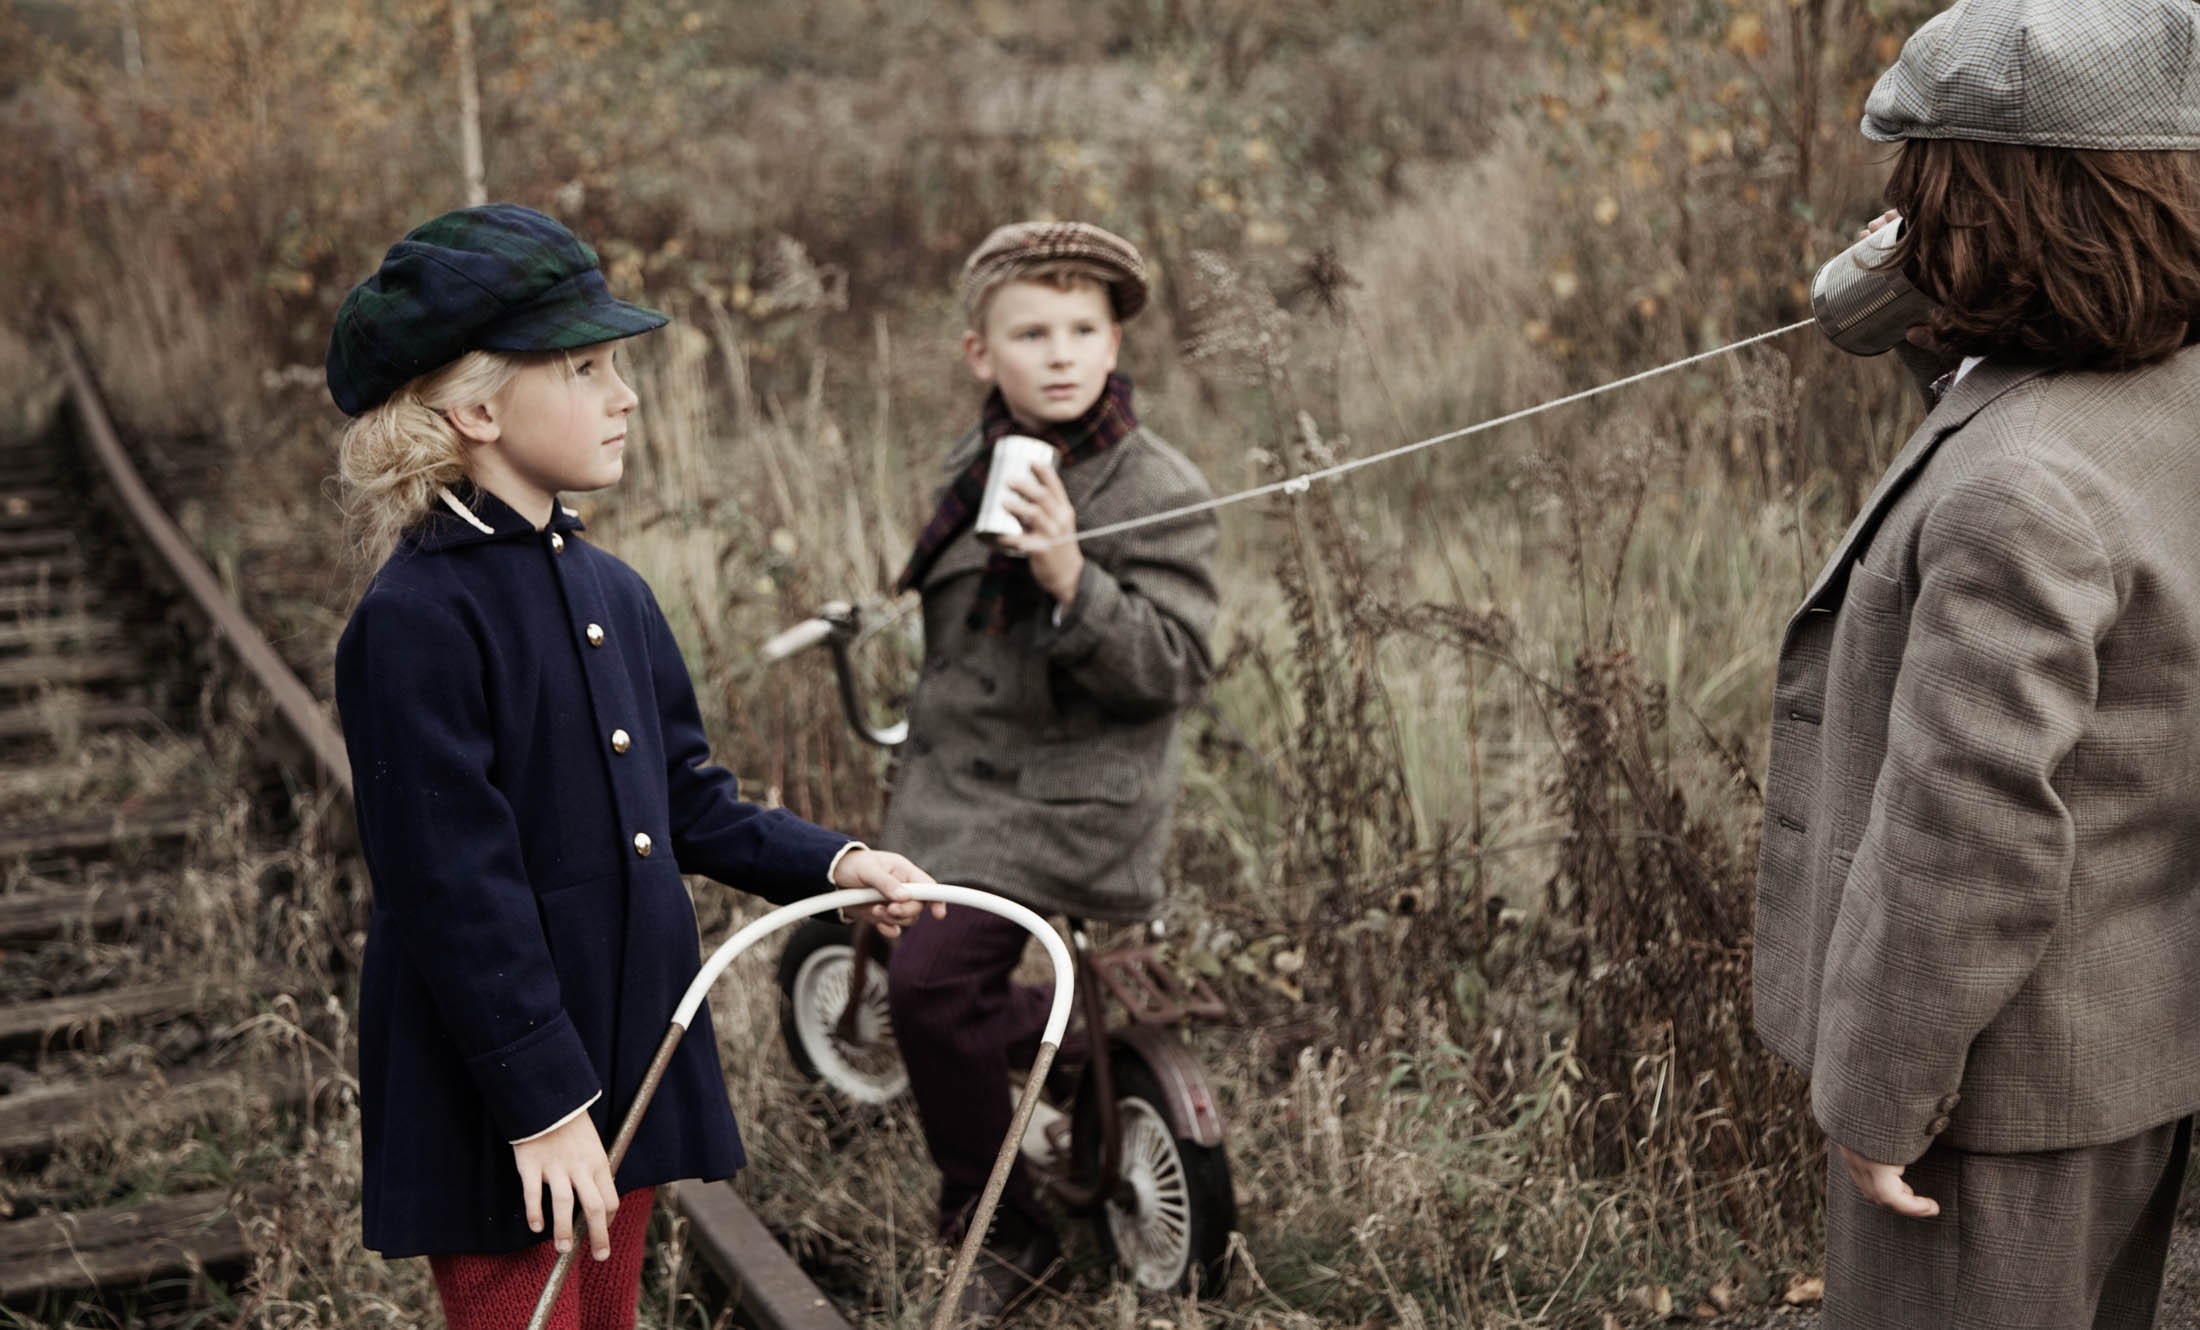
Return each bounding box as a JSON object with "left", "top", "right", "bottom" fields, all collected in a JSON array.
[
  {"left": 569, "top": 185, "right": 1863, "bottom": 1327},
  {"left": 0, "top": 0, "right": 1953, "bottom": 1324}
]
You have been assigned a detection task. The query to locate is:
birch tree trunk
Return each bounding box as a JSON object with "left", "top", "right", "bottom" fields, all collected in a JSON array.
[
  {"left": 118, "top": 0, "right": 142, "bottom": 81},
  {"left": 453, "top": 0, "right": 487, "bottom": 206}
]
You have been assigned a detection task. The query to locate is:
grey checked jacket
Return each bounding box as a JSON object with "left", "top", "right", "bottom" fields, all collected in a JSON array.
[
  {"left": 1755, "top": 349, "right": 2200, "bottom": 1166},
  {"left": 882, "top": 425, "right": 1219, "bottom": 922}
]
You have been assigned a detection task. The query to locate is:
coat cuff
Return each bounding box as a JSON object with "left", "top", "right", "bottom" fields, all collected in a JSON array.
[
  {"left": 466, "top": 1011, "right": 604, "bottom": 1144},
  {"left": 757, "top": 818, "right": 866, "bottom": 905},
  {"left": 1032, "top": 560, "right": 1112, "bottom": 660},
  {"left": 826, "top": 841, "right": 865, "bottom": 885},
  {"left": 510, "top": 1091, "right": 602, "bottom": 1145},
  {"left": 1812, "top": 1076, "right": 1962, "bottom": 1168},
  {"left": 830, "top": 842, "right": 899, "bottom": 924}
]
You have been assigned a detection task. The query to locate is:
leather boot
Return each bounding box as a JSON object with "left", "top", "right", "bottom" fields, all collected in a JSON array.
[{"left": 949, "top": 1208, "right": 1069, "bottom": 1327}]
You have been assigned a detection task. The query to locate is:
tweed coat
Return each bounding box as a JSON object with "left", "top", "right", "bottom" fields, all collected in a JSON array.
[
  {"left": 335, "top": 484, "right": 850, "bottom": 1257},
  {"left": 881, "top": 425, "right": 1218, "bottom": 922},
  {"left": 1754, "top": 350, "right": 2200, "bottom": 1169}
]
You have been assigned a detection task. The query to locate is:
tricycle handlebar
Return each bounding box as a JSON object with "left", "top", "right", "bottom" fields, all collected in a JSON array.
[
  {"left": 760, "top": 616, "right": 834, "bottom": 662},
  {"left": 759, "top": 599, "right": 909, "bottom": 749}
]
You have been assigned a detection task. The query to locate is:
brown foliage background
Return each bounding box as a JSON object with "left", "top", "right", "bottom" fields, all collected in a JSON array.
[{"left": 0, "top": 0, "right": 1944, "bottom": 1324}]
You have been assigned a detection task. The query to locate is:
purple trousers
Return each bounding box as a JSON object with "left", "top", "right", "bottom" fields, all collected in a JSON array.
[{"left": 886, "top": 903, "right": 1083, "bottom": 1239}]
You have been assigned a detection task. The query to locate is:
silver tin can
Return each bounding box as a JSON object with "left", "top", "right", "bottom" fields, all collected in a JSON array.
[
  {"left": 973, "top": 434, "right": 1059, "bottom": 544},
  {"left": 1811, "top": 217, "right": 1935, "bottom": 357}
]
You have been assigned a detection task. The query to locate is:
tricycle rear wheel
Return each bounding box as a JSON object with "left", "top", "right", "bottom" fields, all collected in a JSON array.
[{"left": 1071, "top": 1048, "right": 1235, "bottom": 1295}]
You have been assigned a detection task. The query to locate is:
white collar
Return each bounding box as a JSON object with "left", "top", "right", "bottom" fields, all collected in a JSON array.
[{"left": 435, "top": 484, "right": 496, "bottom": 535}]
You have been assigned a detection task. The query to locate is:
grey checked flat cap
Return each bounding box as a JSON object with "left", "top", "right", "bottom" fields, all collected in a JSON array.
[
  {"left": 960, "top": 221, "right": 1148, "bottom": 324},
  {"left": 1863, "top": 0, "right": 2200, "bottom": 149}
]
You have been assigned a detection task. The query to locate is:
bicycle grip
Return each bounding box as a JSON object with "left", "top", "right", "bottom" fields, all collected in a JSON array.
[{"left": 760, "top": 617, "right": 832, "bottom": 662}]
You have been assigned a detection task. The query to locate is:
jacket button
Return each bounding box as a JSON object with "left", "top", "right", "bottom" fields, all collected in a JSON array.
[
  {"left": 978, "top": 675, "right": 996, "bottom": 694},
  {"left": 611, "top": 728, "right": 631, "bottom": 754},
  {"left": 633, "top": 832, "right": 653, "bottom": 857},
  {"left": 1937, "top": 1093, "right": 1960, "bottom": 1114},
  {"left": 1927, "top": 1115, "right": 1951, "bottom": 1135},
  {"left": 586, "top": 623, "right": 605, "bottom": 647},
  {"left": 549, "top": 532, "right": 566, "bottom": 554}
]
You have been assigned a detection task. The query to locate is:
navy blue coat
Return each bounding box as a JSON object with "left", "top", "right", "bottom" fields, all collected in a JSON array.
[{"left": 334, "top": 484, "right": 849, "bottom": 1257}]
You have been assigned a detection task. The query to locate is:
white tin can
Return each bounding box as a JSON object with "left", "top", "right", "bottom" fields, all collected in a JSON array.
[{"left": 973, "top": 434, "right": 1058, "bottom": 545}]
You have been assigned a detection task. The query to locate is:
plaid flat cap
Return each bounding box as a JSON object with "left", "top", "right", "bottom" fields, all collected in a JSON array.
[
  {"left": 960, "top": 221, "right": 1149, "bottom": 325},
  {"left": 1863, "top": 0, "right": 2200, "bottom": 149},
  {"left": 326, "top": 203, "right": 667, "bottom": 416}
]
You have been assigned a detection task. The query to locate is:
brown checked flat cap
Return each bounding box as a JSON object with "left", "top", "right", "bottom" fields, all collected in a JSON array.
[
  {"left": 960, "top": 221, "right": 1149, "bottom": 325},
  {"left": 1863, "top": 0, "right": 2200, "bottom": 150}
]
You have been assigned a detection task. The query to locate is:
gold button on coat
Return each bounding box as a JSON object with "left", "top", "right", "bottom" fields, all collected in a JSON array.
[
  {"left": 549, "top": 532, "right": 565, "bottom": 553},
  {"left": 586, "top": 623, "right": 605, "bottom": 647},
  {"left": 633, "top": 832, "right": 652, "bottom": 857},
  {"left": 610, "top": 728, "right": 631, "bottom": 753}
]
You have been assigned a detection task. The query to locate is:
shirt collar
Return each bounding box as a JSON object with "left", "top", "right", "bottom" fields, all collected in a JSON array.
[{"left": 407, "top": 480, "right": 587, "bottom": 553}]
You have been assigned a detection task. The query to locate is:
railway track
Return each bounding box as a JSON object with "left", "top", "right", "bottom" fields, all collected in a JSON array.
[{"left": 0, "top": 320, "right": 849, "bottom": 1329}]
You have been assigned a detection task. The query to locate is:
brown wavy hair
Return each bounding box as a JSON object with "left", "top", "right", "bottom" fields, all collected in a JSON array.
[{"left": 1881, "top": 138, "right": 2200, "bottom": 371}]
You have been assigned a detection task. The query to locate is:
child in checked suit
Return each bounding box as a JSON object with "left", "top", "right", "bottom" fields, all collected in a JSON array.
[
  {"left": 1754, "top": 2, "right": 2200, "bottom": 1325},
  {"left": 881, "top": 221, "right": 1220, "bottom": 1324},
  {"left": 326, "top": 203, "right": 938, "bottom": 1328}
]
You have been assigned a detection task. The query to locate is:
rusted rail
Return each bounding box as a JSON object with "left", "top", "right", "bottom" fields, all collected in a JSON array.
[
  {"left": 48, "top": 312, "right": 352, "bottom": 792},
  {"left": 11, "top": 319, "right": 850, "bottom": 1329}
]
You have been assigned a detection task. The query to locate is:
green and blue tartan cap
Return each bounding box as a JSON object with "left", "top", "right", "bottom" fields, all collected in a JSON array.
[{"left": 326, "top": 203, "right": 667, "bottom": 416}]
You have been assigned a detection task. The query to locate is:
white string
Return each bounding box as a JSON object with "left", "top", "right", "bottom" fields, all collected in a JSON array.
[{"left": 1040, "top": 318, "right": 1815, "bottom": 548}]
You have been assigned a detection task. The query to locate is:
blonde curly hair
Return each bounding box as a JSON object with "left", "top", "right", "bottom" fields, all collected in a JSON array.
[{"left": 336, "top": 350, "right": 529, "bottom": 570}]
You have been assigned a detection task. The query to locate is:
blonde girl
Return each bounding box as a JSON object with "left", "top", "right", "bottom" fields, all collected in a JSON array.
[{"left": 327, "top": 204, "right": 937, "bottom": 1328}]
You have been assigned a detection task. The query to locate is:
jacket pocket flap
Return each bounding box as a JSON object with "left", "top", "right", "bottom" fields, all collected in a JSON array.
[{"left": 1018, "top": 752, "right": 1143, "bottom": 805}]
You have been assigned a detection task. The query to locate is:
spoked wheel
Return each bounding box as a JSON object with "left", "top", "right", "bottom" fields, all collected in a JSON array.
[
  {"left": 1072, "top": 1049, "right": 1236, "bottom": 1295},
  {"left": 776, "top": 918, "right": 908, "bottom": 1104}
]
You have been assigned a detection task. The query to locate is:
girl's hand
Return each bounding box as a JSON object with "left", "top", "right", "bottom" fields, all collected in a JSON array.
[
  {"left": 832, "top": 848, "right": 945, "bottom": 937},
  {"left": 998, "top": 465, "right": 1085, "bottom": 610},
  {"left": 514, "top": 1112, "right": 617, "bottom": 1260},
  {"left": 1861, "top": 208, "right": 1900, "bottom": 239}
]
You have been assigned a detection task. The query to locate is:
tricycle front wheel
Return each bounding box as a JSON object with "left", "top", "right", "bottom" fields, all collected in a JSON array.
[{"left": 776, "top": 918, "right": 908, "bottom": 1105}]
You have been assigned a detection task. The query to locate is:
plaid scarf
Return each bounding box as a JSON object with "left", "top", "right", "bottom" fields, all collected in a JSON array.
[{"left": 895, "top": 372, "right": 1139, "bottom": 634}]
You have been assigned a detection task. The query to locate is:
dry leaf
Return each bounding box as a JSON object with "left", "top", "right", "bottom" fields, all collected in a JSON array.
[
  {"left": 1725, "top": 13, "right": 1770, "bottom": 59},
  {"left": 1784, "top": 1275, "right": 1825, "bottom": 1305}
]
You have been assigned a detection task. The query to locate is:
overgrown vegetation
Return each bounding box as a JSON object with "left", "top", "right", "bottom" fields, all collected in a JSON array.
[{"left": 1, "top": 0, "right": 1945, "bottom": 1324}]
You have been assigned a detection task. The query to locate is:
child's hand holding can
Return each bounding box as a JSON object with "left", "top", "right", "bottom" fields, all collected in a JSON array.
[{"left": 996, "top": 463, "right": 1085, "bottom": 611}]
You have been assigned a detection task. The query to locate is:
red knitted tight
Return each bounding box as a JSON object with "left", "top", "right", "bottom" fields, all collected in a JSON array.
[{"left": 430, "top": 1187, "right": 654, "bottom": 1330}]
